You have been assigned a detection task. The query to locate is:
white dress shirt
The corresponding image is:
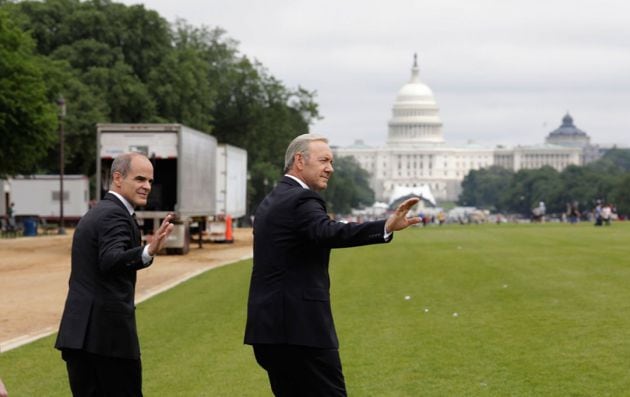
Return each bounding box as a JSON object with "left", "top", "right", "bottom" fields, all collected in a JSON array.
[{"left": 108, "top": 191, "right": 153, "bottom": 264}]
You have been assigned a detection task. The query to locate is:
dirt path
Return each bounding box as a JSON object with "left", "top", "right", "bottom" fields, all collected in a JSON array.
[{"left": 0, "top": 228, "right": 252, "bottom": 352}]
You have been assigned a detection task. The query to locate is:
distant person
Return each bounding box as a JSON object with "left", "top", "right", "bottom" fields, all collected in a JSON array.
[
  {"left": 0, "top": 376, "right": 8, "bottom": 397},
  {"left": 532, "top": 201, "right": 546, "bottom": 223},
  {"left": 594, "top": 200, "right": 603, "bottom": 226},
  {"left": 244, "top": 133, "right": 421, "bottom": 396},
  {"left": 6, "top": 202, "right": 15, "bottom": 228},
  {"left": 55, "top": 152, "right": 174, "bottom": 397},
  {"left": 567, "top": 202, "right": 580, "bottom": 224},
  {"left": 419, "top": 212, "right": 426, "bottom": 226},
  {"left": 437, "top": 211, "right": 446, "bottom": 225},
  {"left": 601, "top": 203, "right": 612, "bottom": 226}
]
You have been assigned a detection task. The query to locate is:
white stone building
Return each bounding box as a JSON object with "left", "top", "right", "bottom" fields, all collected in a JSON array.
[
  {"left": 544, "top": 112, "right": 600, "bottom": 164},
  {"left": 334, "top": 56, "right": 590, "bottom": 203}
]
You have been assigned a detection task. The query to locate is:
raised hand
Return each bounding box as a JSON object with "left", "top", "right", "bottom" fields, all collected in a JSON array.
[
  {"left": 147, "top": 213, "right": 175, "bottom": 256},
  {"left": 385, "top": 197, "right": 422, "bottom": 233}
]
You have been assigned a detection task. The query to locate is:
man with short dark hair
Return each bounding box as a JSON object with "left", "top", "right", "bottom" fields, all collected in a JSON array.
[
  {"left": 245, "top": 133, "right": 420, "bottom": 396},
  {"left": 55, "top": 152, "right": 174, "bottom": 396}
]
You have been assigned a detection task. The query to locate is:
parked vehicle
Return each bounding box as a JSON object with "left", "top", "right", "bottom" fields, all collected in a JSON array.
[
  {"left": 208, "top": 144, "right": 248, "bottom": 242},
  {"left": 97, "top": 123, "right": 248, "bottom": 254},
  {"left": 2, "top": 175, "right": 89, "bottom": 222}
]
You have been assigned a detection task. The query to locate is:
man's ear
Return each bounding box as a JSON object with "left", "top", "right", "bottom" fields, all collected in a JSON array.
[
  {"left": 111, "top": 171, "right": 122, "bottom": 187},
  {"left": 295, "top": 153, "right": 304, "bottom": 170}
]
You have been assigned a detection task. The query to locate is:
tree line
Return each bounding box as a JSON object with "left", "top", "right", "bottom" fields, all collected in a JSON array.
[
  {"left": 0, "top": 0, "right": 373, "bottom": 215},
  {"left": 458, "top": 148, "right": 630, "bottom": 217}
]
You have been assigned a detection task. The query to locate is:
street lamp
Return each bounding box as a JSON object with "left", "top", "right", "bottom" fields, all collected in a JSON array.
[{"left": 57, "top": 96, "right": 66, "bottom": 235}]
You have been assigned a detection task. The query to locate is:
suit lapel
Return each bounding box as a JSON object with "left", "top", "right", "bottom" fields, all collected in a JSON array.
[{"left": 104, "top": 193, "right": 141, "bottom": 247}]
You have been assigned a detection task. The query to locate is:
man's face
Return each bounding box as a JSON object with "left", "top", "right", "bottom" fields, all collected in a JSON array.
[
  {"left": 299, "top": 140, "right": 334, "bottom": 191},
  {"left": 113, "top": 156, "right": 154, "bottom": 207}
]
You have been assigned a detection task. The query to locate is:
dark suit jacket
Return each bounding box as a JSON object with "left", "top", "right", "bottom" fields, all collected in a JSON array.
[
  {"left": 55, "top": 193, "right": 150, "bottom": 359},
  {"left": 244, "top": 176, "right": 392, "bottom": 349}
]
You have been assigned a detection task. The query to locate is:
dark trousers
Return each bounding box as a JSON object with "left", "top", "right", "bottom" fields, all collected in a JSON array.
[
  {"left": 62, "top": 349, "right": 143, "bottom": 397},
  {"left": 253, "top": 344, "right": 347, "bottom": 397}
]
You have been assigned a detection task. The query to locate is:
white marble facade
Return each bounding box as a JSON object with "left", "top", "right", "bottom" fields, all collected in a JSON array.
[{"left": 335, "top": 56, "right": 590, "bottom": 203}]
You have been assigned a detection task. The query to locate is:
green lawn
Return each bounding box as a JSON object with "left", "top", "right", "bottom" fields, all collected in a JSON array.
[{"left": 1, "top": 222, "right": 629, "bottom": 396}]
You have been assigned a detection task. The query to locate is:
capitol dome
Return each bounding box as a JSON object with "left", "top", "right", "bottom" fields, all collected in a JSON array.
[
  {"left": 387, "top": 54, "right": 444, "bottom": 146},
  {"left": 545, "top": 113, "right": 591, "bottom": 148},
  {"left": 395, "top": 67, "right": 434, "bottom": 100}
]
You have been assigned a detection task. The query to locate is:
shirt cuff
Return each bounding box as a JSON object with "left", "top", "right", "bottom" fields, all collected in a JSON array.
[
  {"left": 142, "top": 245, "right": 153, "bottom": 264},
  {"left": 384, "top": 225, "right": 392, "bottom": 240}
]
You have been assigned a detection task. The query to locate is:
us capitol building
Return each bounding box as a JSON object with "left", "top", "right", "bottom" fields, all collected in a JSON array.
[{"left": 334, "top": 56, "right": 600, "bottom": 203}]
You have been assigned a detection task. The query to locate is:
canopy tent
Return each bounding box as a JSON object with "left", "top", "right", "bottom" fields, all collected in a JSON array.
[{"left": 387, "top": 185, "right": 436, "bottom": 210}]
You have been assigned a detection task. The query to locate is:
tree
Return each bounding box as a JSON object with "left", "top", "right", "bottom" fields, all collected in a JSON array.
[
  {"left": 160, "top": 23, "right": 321, "bottom": 213},
  {"left": 0, "top": 10, "right": 57, "bottom": 177},
  {"left": 587, "top": 148, "right": 630, "bottom": 175},
  {"left": 499, "top": 167, "right": 562, "bottom": 215},
  {"left": 4, "top": 0, "right": 172, "bottom": 176},
  {"left": 147, "top": 46, "right": 215, "bottom": 131},
  {"left": 458, "top": 166, "right": 513, "bottom": 210},
  {"left": 610, "top": 173, "right": 630, "bottom": 216},
  {"left": 321, "top": 156, "right": 374, "bottom": 214},
  {"left": 558, "top": 165, "right": 615, "bottom": 212},
  {"left": 3, "top": 0, "right": 320, "bottom": 214},
  {"left": 37, "top": 57, "right": 109, "bottom": 176}
]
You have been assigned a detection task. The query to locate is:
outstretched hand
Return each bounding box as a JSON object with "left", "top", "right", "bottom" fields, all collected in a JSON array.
[
  {"left": 147, "top": 213, "right": 175, "bottom": 256},
  {"left": 385, "top": 197, "right": 422, "bottom": 233}
]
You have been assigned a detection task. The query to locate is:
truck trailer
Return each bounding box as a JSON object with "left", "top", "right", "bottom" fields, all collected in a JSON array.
[
  {"left": 96, "top": 123, "right": 217, "bottom": 254},
  {"left": 208, "top": 144, "right": 248, "bottom": 242},
  {"left": 7, "top": 175, "right": 89, "bottom": 221}
]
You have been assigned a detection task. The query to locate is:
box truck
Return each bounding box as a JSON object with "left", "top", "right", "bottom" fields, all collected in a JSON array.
[
  {"left": 208, "top": 144, "right": 248, "bottom": 242},
  {"left": 96, "top": 123, "right": 217, "bottom": 254},
  {"left": 8, "top": 175, "right": 89, "bottom": 221},
  {"left": 1, "top": 179, "right": 8, "bottom": 217}
]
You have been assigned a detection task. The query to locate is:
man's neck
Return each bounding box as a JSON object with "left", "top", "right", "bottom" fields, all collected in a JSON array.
[
  {"left": 108, "top": 190, "right": 135, "bottom": 214},
  {"left": 284, "top": 174, "right": 309, "bottom": 189}
]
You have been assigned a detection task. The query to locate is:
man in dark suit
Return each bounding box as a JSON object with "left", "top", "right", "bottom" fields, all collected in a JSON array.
[
  {"left": 245, "top": 133, "right": 420, "bottom": 396},
  {"left": 55, "top": 152, "right": 174, "bottom": 396}
]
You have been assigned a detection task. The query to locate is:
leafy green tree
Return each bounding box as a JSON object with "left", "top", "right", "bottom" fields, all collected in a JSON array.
[
  {"left": 3, "top": 0, "right": 320, "bottom": 214},
  {"left": 610, "top": 173, "right": 630, "bottom": 215},
  {"left": 163, "top": 22, "right": 320, "bottom": 213},
  {"left": 499, "top": 167, "right": 562, "bottom": 215},
  {"left": 558, "top": 165, "right": 615, "bottom": 212},
  {"left": 3, "top": 0, "right": 171, "bottom": 176},
  {"left": 37, "top": 57, "right": 109, "bottom": 176},
  {"left": 587, "top": 148, "right": 630, "bottom": 175},
  {"left": 458, "top": 166, "right": 513, "bottom": 210},
  {"left": 322, "top": 156, "right": 374, "bottom": 214},
  {"left": 0, "top": 10, "right": 57, "bottom": 177},
  {"left": 12, "top": 0, "right": 171, "bottom": 82},
  {"left": 147, "top": 46, "right": 215, "bottom": 131},
  {"left": 248, "top": 161, "right": 280, "bottom": 214},
  {"left": 457, "top": 160, "right": 624, "bottom": 216}
]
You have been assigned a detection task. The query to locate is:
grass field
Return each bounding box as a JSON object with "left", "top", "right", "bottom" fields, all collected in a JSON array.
[{"left": 1, "top": 222, "right": 630, "bottom": 396}]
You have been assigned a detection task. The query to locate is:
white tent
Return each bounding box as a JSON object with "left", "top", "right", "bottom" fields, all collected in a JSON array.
[{"left": 388, "top": 185, "right": 436, "bottom": 207}]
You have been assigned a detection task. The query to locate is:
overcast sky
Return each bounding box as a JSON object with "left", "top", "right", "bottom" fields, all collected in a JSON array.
[{"left": 122, "top": 0, "right": 630, "bottom": 148}]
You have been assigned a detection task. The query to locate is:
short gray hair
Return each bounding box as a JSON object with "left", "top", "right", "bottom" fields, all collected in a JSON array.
[
  {"left": 284, "top": 133, "right": 329, "bottom": 173},
  {"left": 110, "top": 152, "right": 146, "bottom": 184}
]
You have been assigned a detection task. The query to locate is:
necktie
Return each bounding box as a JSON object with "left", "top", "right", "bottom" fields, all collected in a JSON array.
[
  {"left": 131, "top": 212, "right": 138, "bottom": 226},
  {"left": 132, "top": 213, "right": 141, "bottom": 245}
]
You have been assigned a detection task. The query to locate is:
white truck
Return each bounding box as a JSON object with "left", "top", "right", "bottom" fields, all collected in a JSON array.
[
  {"left": 97, "top": 123, "right": 218, "bottom": 254},
  {"left": 208, "top": 144, "right": 248, "bottom": 242},
  {"left": 5, "top": 175, "right": 89, "bottom": 221},
  {"left": 1, "top": 179, "right": 9, "bottom": 217}
]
